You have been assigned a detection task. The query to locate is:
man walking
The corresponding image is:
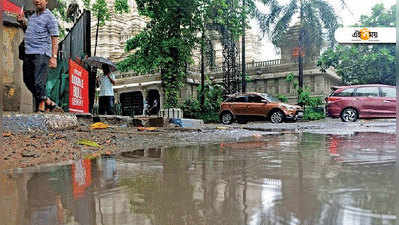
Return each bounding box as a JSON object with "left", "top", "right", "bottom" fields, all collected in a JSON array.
[
  {"left": 98, "top": 64, "right": 115, "bottom": 115},
  {"left": 17, "top": 0, "right": 58, "bottom": 112}
]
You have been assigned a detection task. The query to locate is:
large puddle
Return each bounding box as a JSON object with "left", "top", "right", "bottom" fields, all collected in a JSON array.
[{"left": 1, "top": 132, "right": 397, "bottom": 225}]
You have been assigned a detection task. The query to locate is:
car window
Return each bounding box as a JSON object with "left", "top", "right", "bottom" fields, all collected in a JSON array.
[
  {"left": 355, "top": 87, "right": 379, "bottom": 97},
  {"left": 248, "top": 95, "right": 263, "bottom": 103},
  {"left": 332, "top": 88, "right": 354, "bottom": 97},
  {"left": 234, "top": 96, "right": 248, "bottom": 102},
  {"left": 225, "top": 97, "right": 235, "bottom": 102},
  {"left": 380, "top": 87, "right": 396, "bottom": 98},
  {"left": 260, "top": 93, "right": 279, "bottom": 102}
]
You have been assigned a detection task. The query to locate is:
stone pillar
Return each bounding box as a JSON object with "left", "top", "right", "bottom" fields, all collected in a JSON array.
[
  {"left": 1, "top": 25, "right": 33, "bottom": 112},
  {"left": 278, "top": 78, "right": 288, "bottom": 95},
  {"left": 142, "top": 89, "right": 147, "bottom": 116},
  {"left": 314, "top": 74, "right": 324, "bottom": 95},
  {"left": 251, "top": 80, "right": 258, "bottom": 92},
  {"left": 274, "top": 79, "right": 279, "bottom": 95}
]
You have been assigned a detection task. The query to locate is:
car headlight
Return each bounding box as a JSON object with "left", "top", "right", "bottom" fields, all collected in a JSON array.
[{"left": 281, "top": 104, "right": 296, "bottom": 110}]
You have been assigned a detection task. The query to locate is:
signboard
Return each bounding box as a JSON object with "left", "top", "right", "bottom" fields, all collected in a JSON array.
[
  {"left": 2, "top": 0, "right": 57, "bottom": 26},
  {"left": 335, "top": 27, "right": 395, "bottom": 44},
  {"left": 69, "top": 59, "right": 89, "bottom": 113},
  {"left": 2, "top": 0, "right": 23, "bottom": 26}
]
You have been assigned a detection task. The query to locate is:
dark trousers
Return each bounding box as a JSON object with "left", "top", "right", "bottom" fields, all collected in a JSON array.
[
  {"left": 23, "top": 54, "right": 49, "bottom": 111},
  {"left": 99, "top": 96, "right": 114, "bottom": 115}
]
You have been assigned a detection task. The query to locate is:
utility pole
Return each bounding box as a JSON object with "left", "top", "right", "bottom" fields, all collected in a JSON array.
[
  {"left": 200, "top": 30, "right": 205, "bottom": 109},
  {"left": 298, "top": 0, "right": 304, "bottom": 91},
  {"left": 241, "top": 0, "right": 246, "bottom": 93}
]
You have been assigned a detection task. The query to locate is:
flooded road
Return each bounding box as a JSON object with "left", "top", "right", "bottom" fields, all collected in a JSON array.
[{"left": 1, "top": 132, "right": 397, "bottom": 225}]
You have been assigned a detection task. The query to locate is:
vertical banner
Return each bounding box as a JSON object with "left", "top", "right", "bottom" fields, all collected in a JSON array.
[{"left": 69, "top": 59, "right": 89, "bottom": 113}]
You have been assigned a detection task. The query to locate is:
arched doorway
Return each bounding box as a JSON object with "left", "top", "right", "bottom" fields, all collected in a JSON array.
[{"left": 145, "top": 89, "right": 160, "bottom": 116}]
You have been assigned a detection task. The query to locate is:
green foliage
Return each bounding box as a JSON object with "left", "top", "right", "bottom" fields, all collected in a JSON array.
[
  {"left": 92, "top": 0, "right": 110, "bottom": 26},
  {"left": 82, "top": 0, "right": 91, "bottom": 9},
  {"left": 52, "top": 0, "right": 129, "bottom": 39},
  {"left": 256, "top": 0, "right": 340, "bottom": 49},
  {"left": 303, "top": 107, "right": 325, "bottom": 121},
  {"left": 118, "top": 0, "right": 256, "bottom": 107},
  {"left": 114, "top": 0, "right": 130, "bottom": 14},
  {"left": 297, "top": 87, "right": 323, "bottom": 108},
  {"left": 317, "top": 4, "right": 395, "bottom": 85},
  {"left": 277, "top": 94, "right": 288, "bottom": 103},
  {"left": 285, "top": 72, "right": 298, "bottom": 88},
  {"left": 317, "top": 45, "right": 395, "bottom": 85},
  {"left": 358, "top": 3, "right": 396, "bottom": 27},
  {"left": 50, "top": 0, "right": 68, "bottom": 39},
  {"left": 180, "top": 81, "right": 224, "bottom": 123},
  {"left": 285, "top": 73, "right": 325, "bottom": 120}
]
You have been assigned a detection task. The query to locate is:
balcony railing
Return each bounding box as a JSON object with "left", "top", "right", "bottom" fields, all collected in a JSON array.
[{"left": 115, "top": 58, "right": 317, "bottom": 79}]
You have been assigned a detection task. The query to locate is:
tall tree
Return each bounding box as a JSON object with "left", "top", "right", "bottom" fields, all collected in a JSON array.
[
  {"left": 91, "top": 0, "right": 129, "bottom": 56},
  {"left": 318, "top": 4, "right": 396, "bottom": 85},
  {"left": 51, "top": 0, "right": 129, "bottom": 47},
  {"left": 118, "top": 0, "right": 253, "bottom": 107},
  {"left": 255, "top": 0, "right": 342, "bottom": 91}
]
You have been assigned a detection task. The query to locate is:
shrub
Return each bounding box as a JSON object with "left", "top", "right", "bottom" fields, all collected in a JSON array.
[
  {"left": 286, "top": 73, "right": 325, "bottom": 121},
  {"left": 277, "top": 94, "right": 288, "bottom": 103},
  {"left": 180, "top": 80, "right": 224, "bottom": 123}
]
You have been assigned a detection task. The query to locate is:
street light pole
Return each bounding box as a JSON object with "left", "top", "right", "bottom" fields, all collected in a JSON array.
[
  {"left": 241, "top": 0, "right": 246, "bottom": 93},
  {"left": 200, "top": 30, "right": 205, "bottom": 109}
]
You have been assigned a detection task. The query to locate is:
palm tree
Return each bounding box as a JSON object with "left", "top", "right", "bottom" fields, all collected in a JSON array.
[{"left": 256, "top": 0, "right": 345, "bottom": 90}]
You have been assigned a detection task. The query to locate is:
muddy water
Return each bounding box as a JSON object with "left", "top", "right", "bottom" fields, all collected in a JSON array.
[{"left": 1, "top": 132, "right": 397, "bottom": 225}]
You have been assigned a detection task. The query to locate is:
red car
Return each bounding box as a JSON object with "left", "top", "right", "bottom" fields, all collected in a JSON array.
[{"left": 325, "top": 84, "right": 396, "bottom": 122}]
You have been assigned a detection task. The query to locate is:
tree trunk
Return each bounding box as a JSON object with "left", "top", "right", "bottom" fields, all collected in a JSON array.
[{"left": 163, "top": 11, "right": 181, "bottom": 108}]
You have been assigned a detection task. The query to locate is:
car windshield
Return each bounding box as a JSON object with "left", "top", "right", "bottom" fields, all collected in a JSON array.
[{"left": 259, "top": 93, "right": 280, "bottom": 102}]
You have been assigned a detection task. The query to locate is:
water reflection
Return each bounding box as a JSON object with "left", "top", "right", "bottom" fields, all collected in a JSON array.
[{"left": 0, "top": 132, "right": 397, "bottom": 225}]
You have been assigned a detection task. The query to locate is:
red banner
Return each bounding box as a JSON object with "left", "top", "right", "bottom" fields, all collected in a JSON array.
[
  {"left": 72, "top": 159, "right": 92, "bottom": 199},
  {"left": 69, "top": 59, "right": 89, "bottom": 113}
]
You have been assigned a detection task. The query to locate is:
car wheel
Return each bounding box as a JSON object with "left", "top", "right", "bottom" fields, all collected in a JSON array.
[
  {"left": 221, "top": 112, "right": 234, "bottom": 125},
  {"left": 340, "top": 108, "right": 358, "bottom": 122},
  {"left": 270, "top": 110, "right": 284, "bottom": 123}
]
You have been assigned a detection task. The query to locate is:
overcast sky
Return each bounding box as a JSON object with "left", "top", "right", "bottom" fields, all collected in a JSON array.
[
  {"left": 334, "top": 0, "right": 396, "bottom": 25},
  {"left": 255, "top": 0, "right": 397, "bottom": 59}
]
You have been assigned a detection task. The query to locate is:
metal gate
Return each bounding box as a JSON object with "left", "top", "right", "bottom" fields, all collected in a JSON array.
[
  {"left": 46, "top": 10, "right": 91, "bottom": 111},
  {"left": 120, "top": 92, "right": 144, "bottom": 116}
]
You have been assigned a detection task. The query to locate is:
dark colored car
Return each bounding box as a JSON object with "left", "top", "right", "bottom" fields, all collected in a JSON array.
[
  {"left": 325, "top": 84, "right": 396, "bottom": 122},
  {"left": 219, "top": 92, "right": 303, "bottom": 124}
]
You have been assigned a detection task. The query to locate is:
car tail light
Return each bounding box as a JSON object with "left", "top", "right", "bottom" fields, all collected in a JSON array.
[{"left": 326, "top": 97, "right": 341, "bottom": 104}]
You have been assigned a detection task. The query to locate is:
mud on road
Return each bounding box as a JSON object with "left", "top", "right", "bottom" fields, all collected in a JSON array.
[{"left": 1, "top": 117, "right": 396, "bottom": 169}]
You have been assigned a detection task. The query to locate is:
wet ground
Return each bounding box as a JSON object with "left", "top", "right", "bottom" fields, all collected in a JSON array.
[
  {"left": 2, "top": 117, "right": 396, "bottom": 168},
  {"left": 1, "top": 131, "right": 398, "bottom": 225}
]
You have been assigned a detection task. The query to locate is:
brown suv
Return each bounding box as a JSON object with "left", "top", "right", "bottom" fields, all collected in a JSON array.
[{"left": 219, "top": 92, "right": 303, "bottom": 124}]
